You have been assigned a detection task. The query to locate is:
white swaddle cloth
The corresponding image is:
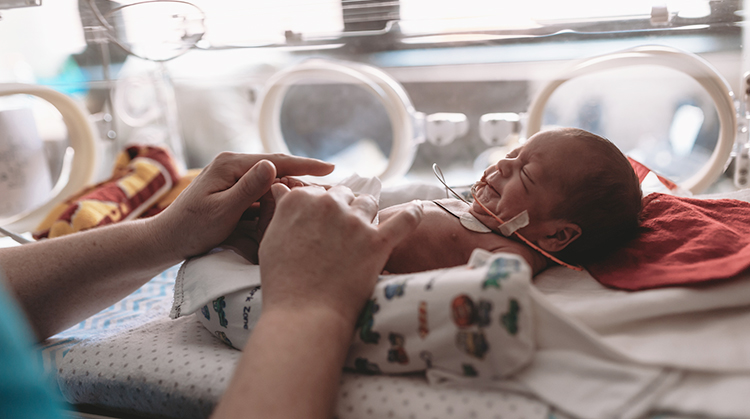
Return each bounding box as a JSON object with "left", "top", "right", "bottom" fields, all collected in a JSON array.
[{"left": 171, "top": 247, "right": 675, "bottom": 419}]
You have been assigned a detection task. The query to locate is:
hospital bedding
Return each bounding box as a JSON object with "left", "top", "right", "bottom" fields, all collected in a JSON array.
[
  {"left": 41, "top": 187, "right": 750, "bottom": 419},
  {"left": 44, "top": 266, "right": 553, "bottom": 419}
]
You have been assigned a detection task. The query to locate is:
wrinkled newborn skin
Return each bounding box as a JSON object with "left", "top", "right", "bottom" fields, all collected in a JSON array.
[
  {"left": 380, "top": 131, "right": 587, "bottom": 276},
  {"left": 379, "top": 199, "right": 545, "bottom": 275}
]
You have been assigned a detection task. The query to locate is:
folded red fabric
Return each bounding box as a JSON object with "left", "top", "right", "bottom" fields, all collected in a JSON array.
[{"left": 586, "top": 192, "right": 750, "bottom": 290}]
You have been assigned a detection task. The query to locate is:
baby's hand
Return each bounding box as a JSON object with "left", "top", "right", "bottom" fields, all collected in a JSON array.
[
  {"left": 220, "top": 220, "right": 262, "bottom": 264},
  {"left": 276, "top": 176, "right": 332, "bottom": 190},
  {"left": 256, "top": 179, "right": 331, "bottom": 241}
]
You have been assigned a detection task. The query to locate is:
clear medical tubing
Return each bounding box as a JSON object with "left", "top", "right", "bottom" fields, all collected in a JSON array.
[
  {"left": 0, "top": 83, "right": 97, "bottom": 233},
  {"left": 257, "top": 59, "right": 423, "bottom": 184},
  {"left": 526, "top": 45, "right": 736, "bottom": 195}
]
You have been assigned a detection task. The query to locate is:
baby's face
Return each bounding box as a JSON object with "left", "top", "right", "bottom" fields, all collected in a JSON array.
[{"left": 471, "top": 131, "right": 593, "bottom": 238}]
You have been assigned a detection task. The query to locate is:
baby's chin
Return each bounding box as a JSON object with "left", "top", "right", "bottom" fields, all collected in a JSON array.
[
  {"left": 469, "top": 183, "right": 503, "bottom": 221},
  {"left": 471, "top": 183, "right": 495, "bottom": 209},
  {"left": 469, "top": 200, "right": 488, "bottom": 217}
]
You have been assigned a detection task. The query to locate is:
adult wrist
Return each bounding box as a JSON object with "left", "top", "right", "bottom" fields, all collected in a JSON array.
[
  {"left": 138, "top": 216, "right": 185, "bottom": 266},
  {"left": 262, "top": 301, "right": 358, "bottom": 341}
]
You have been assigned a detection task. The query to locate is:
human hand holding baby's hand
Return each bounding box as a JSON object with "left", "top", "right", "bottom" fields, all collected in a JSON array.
[
  {"left": 254, "top": 177, "right": 332, "bottom": 241},
  {"left": 259, "top": 183, "right": 423, "bottom": 326},
  {"left": 147, "top": 152, "right": 334, "bottom": 262},
  {"left": 218, "top": 177, "right": 331, "bottom": 263}
]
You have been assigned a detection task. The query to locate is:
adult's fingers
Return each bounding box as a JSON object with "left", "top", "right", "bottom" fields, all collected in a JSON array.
[
  {"left": 227, "top": 159, "right": 277, "bottom": 206},
  {"left": 265, "top": 154, "right": 335, "bottom": 177},
  {"left": 270, "top": 182, "right": 292, "bottom": 203},
  {"left": 205, "top": 153, "right": 333, "bottom": 187},
  {"left": 326, "top": 185, "right": 356, "bottom": 206},
  {"left": 376, "top": 201, "right": 423, "bottom": 251}
]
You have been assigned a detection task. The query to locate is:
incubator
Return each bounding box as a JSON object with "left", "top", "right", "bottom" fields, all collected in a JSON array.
[
  {"left": 5, "top": 2, "right": 750, "bottom": 419},
  {"left": 0, "top": 0, "right": 748, "bottom": 234}
]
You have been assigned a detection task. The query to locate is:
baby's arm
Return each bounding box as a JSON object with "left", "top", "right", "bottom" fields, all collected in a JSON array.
[{"left": 490, "top": 239, "right": 549, "bottom": 276}]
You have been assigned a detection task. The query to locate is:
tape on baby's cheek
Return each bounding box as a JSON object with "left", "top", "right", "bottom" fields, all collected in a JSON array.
[{"left": 498, "top": 210, "right": 529, "bottom": 236}]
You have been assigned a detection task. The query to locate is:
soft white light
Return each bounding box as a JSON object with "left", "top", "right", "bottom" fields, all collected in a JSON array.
[{"left": 669, "top": 104, "right": 704, "bottom": 157}]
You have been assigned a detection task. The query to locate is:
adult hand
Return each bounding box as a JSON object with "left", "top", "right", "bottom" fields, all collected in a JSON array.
[
  {"left": 258, "top": 184, "right": 423, "bottom": 325},
  {"left": 215, "top": 185, "right": 421, "bottom": 419},
  {"left": 148, "top": 152, "right": 334, "bottom": 261}
]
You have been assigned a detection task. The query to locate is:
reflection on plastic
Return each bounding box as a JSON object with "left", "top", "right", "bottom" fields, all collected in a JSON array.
[{"left": 0, "top": 109, "right": 52, "bottom": 218}]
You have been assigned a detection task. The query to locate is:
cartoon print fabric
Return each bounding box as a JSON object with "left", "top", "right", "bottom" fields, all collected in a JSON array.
[{"left": 194, "top": 250, "right": 535, "bottom": 381}]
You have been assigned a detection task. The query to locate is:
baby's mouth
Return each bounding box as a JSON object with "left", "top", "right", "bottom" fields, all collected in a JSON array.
[
  {"left": 470, "top": 182, "right": 494, "bottom": 216},
  {"left": 474, "top": 177, "right": 501, "bottom": 199}
]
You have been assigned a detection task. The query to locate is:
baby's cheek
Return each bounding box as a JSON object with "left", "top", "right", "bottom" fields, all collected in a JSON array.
[{"left": 481, "top": 192, "right": 502, "bottom": 212}]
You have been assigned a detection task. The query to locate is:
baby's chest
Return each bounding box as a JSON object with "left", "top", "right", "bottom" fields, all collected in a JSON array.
[{"left": 421, "top": 203, "right": 511, "bottom": 255}]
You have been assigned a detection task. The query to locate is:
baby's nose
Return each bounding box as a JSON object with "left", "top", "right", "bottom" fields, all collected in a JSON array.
[{"left": 496, "top": 159, "right": 512, "bottom": 177}]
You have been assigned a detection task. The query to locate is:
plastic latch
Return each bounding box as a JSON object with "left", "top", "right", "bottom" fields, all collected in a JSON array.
[
  {"left": 479, "top": 113, "right": 521, "bottom": 146},
  {"left": 425, "top": 113, "right": 468, "bottom": 146},
  {"left": 651, "top": 5, "right": 670, "bottom": 25}
]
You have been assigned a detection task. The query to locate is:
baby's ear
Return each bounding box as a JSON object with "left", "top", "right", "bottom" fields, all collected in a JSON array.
[{"left": 538, "top": 222, "right": 581, "bottom": 253}]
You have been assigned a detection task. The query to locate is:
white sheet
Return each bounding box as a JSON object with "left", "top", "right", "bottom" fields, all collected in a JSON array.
[
  {"left": 535, "top": 266, "right": 750, "bottom": 372},
  {"left": 529, "top": 187, "right": 750, "bottom": 417},
  {"left": 175, "top": 246, "right": 681, "bottom": 419}
]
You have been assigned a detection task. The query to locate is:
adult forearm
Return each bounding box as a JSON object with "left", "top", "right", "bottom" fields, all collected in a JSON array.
[
  {"left": 212, "top": 305, "right": 354, "bottom": 419},
  {"left": 0, "top": 217, "right": 180, "bottom": 340}
]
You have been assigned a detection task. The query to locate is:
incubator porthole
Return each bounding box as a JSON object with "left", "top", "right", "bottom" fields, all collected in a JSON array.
[
  {"left": 541, "top": 65, "right": 720, "bottom": 184},
  {"left": 526, "top": 45, "right": 736, "bottom": 194},
  {"left": 257, "top": 59, "right": 419, "bottom": 185},
  {"left": 279, "top": 81, "right": 393, "bottom": 180}
]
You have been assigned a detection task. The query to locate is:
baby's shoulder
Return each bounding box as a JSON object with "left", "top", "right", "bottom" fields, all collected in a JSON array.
[{"left": 489, "top": 239, "right": 548, "bottom": 275}]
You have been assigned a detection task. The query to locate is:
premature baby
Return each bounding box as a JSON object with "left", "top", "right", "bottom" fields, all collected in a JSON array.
[
  {"left": 186, "top": 127, "right": 643, "bottom": 363},
  {"left": 226, "top": 127, "right": 642, "bottom": 275},
  {"left": 380, "top": 127, "right": 643, "bottom": 275}
]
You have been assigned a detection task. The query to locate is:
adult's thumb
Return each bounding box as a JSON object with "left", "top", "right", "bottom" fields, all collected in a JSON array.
[
  {"left": 376, "top": 201, "right": 423, "bottom": 252},
  {"left": 232, "top": 159, "right": 277, "bottom": 204}
]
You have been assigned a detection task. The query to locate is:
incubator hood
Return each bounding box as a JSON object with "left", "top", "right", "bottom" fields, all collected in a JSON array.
[
  {"left": 257, "top": 44, "right": 737, "bottom": 193},
  {"left": 0, "top": 0, "right": 747, "bottom": 234}
]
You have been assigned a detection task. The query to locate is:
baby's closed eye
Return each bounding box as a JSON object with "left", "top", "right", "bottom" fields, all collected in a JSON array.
[{"left": 506, "top": 147, "right": 522, "bottom": 159}]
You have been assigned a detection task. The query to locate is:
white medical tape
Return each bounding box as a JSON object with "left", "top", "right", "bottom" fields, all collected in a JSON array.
[
  {"left": 498, "top": 210, "right": 529, "bottom": 237},
  {"left": 460, "top": 212, "right": 491, "bottom": 233}
]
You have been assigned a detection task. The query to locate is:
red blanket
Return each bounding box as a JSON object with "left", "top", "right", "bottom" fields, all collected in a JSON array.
[{"left": 586, "top": 192, "right": 750, "bottom": 290}]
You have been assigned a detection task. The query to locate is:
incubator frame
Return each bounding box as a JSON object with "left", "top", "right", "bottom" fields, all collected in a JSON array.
[
  {"left": 257, "top": 45, "right": 738, "bottom": 193},
  {"left": 0, "top": 83, "right": 97, "bottom": 233},
  {"left": 526, "top": 45, "right": 737, "bottom": 195},
  {"left": 257, "top": 58, "right": 424, "bottom": 183}
]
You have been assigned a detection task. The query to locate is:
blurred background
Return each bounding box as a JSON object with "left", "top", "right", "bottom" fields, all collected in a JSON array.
[{"left": 0, "top": 0, "right": 745, "bottom": 220}]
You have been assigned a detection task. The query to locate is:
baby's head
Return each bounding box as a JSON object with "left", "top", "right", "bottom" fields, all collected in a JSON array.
[{"left": 472, "top": 127, "right": 642, "bottom": 265}]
